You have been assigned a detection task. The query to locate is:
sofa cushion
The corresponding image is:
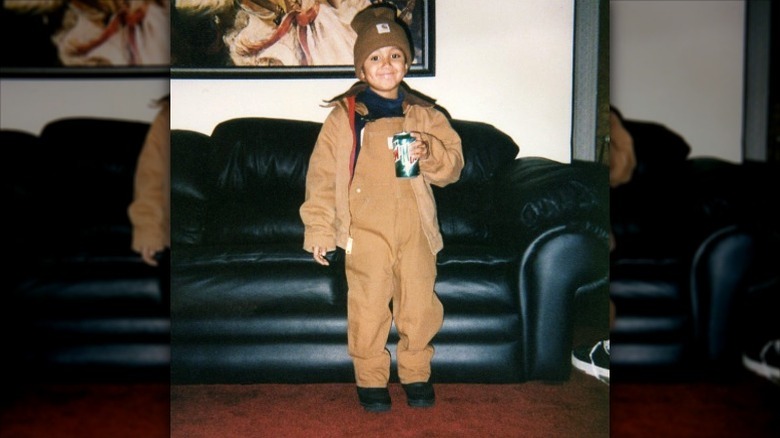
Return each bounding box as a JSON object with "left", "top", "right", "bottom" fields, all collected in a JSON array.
[
  {"left": 204, "top": 118, "right": 321, "bottom": 245},
  {"left": 37, "top": 118, "right": 151, "bottom": 255},
  {"left": 4, "top": 129, "right": 43, "bottom": 268},
  {"left": 435, "top": 243, "right": 519, "bottom": 314},
  {"left": 171, "top": 243, "right": 346, "bottom": 317},
  {"left": 171, "top": 129, "right": 214, "bottom": 245},
  {"left": 621, "top": 119, "right": 691, "bottom": 184},
  {"left": 434, "top": 120, "right": 520, "bottom": 243},
  {"left": 448, "top": 120, "right": 519, "bottom": 184},
  {"left": 610, "top": 121, "right": 698, "bottom": 259}
]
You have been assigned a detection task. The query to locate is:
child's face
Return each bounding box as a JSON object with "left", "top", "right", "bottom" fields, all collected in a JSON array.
[{"left": 360, "top": 45, "right": 408, "bottom": 99}]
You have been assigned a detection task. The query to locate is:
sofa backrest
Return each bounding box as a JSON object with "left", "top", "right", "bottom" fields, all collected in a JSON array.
[
  {"left": 171, "top": 117, "right": 521, "bottom": 247},
  {"left": 11, "top": 118, "right": 150, "bottom": 255},
  {"left": 171, "top": 129, "right": 215, "bottom": 246},
  {"left": 203, "top": 118, "right": 322, "bottom": 245},
  {"left": 611, "top": 119, "right": 780, "bottom": 256},
  {"left": 4, "top": 129, "right": 44, "bottom": 260},
  {"left": 621, "top": 119, "right": 691, "bottom": 184},
  {"left": 434, "top": 120, "right": 519, "bottom": 243}
]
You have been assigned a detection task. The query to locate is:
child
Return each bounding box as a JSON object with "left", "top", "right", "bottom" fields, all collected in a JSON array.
[
  {"left": 128, "top": 95, "right": 170, "bottom": 267},
  {"left": 299, "top": 4, "right": 464, "bottom": 412}
]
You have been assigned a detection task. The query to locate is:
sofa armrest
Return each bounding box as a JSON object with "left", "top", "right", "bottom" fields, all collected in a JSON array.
[
  {"left": 688, "top": 158, "right": 780, "bottom": 233},
  {"left": 492, "top": 157, "right": 610, "bottom": 249},
  {"left": 686, "top": 158, "right": 780, "bottom": 363},
  {"left": 491, "top": 157, "right": 610, "bottom": 380}
]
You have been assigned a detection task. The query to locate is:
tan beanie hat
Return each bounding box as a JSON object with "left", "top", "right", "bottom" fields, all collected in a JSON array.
[{"left": 351, "top": 5, "right": 412, "bottom": 78}]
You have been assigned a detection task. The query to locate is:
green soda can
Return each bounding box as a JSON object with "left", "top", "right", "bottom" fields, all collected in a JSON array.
[{"left": 392, "top": 132, "right": 420, "bottom": 178}]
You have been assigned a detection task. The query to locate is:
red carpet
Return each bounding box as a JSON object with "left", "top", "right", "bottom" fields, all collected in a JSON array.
[
  {"left": 611, "top": 374, "right": 780, "bottom": 437},
  {"left": 170, "top": 371, "right": 609, "bottom": 438},
  {"left": 8, "top": 373, "right": 775, "bottom": 437},
  {"left": 0, "top": 383, "right": 169, "bottom": 438}
]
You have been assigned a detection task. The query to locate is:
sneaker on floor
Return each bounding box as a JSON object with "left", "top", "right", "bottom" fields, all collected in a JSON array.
[
  {"left": 572, "top": 339, "right": 610, "bottom": 385},
  {"left": 742, "top": 339, "right": 780, "bottom": 385}
]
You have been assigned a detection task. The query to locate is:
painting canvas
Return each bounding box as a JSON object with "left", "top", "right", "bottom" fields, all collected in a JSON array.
[
  {"left": 0, "top": 0, "right": 170, "bottom": 77},
  {"left": 171, "top": 0, "right": 434, "bottom": 78}
]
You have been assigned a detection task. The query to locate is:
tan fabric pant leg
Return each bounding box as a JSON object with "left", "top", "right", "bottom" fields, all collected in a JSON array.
[
  {"left": 393, "top": 183, "right": 442, "bottom": 384},
  {"left": 346, "top": 203, "right": 395, "bottom": 387}
]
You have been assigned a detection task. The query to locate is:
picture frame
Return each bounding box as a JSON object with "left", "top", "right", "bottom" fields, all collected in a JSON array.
[
  {"left": 171, "top": 0, "right": 434, "bottom": 79},
  {"left": 0, "top": 1, "right": 170, "bottom": 78}
]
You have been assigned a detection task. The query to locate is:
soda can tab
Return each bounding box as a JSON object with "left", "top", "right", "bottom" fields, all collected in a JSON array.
[{"left": 391, "top": 132, "right": 420, "bottom": 178}]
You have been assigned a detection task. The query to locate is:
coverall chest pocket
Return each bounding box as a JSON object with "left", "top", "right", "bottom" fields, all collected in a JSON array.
[{"left": 348, "top": 119, "right": 405, "bottom": 226}]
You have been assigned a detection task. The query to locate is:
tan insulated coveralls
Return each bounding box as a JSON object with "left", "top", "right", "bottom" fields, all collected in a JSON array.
[{"left": 301, "top": 84, "right": 463, "bottom": 387}]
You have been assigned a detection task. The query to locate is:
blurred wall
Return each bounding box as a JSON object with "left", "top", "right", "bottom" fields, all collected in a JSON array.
[
  {"left": 611, "top": 0, "right": 745, "bottom": 162},
  {"left": 0, "top": 79, "right": 169, "bottom": 132}
]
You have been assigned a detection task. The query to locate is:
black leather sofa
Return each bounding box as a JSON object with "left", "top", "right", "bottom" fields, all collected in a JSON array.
[
  {"left": 3, "top": 118, "right": 170, "bottom": 383},
  {"left": 170, "top": 117, "right": 610, "bottom": 384},
  {"left": 609, "top": 118, "right": 780, "bottom": 379}
]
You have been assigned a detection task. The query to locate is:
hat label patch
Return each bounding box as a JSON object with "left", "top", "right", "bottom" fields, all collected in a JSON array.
[{"left": 376, "top": 23, "right": 391, "bottom": 33}]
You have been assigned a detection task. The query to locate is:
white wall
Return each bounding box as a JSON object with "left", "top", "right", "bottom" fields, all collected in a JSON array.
[
  {"left": 0, "top": 79, "right": 169, "bottom": 133},
  {"left": 171, "top": 0, "right": 575, "bottom": 163},
  {"left": 611, "top": 0, "right": 745, "bottom": 162}
]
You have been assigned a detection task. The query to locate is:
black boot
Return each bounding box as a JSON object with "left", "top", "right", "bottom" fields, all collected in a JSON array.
[
  {"left": 356, "top": 387, "right": 391, "bottom": 412},
  {"left": 402, "top": 382, "right": 435, "bottom": 408}
]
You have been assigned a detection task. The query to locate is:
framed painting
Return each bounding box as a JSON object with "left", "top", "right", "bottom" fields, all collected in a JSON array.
[
  {"left": 0, "top": 0, "right": 170, "bottom": 78},
  {"left": 171, "top": 0, "right": 434, "bottom": 79}
]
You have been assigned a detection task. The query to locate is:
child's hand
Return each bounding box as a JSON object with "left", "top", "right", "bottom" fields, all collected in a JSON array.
[
  {"left": 312, "top": 246, "right": 330, "bottom": 266},
  {"left": 138, "top": 246, "right": 162, "bottom": 267},
  {"left": 410, "top": 132, "right": 430, "bottom": 160}
]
